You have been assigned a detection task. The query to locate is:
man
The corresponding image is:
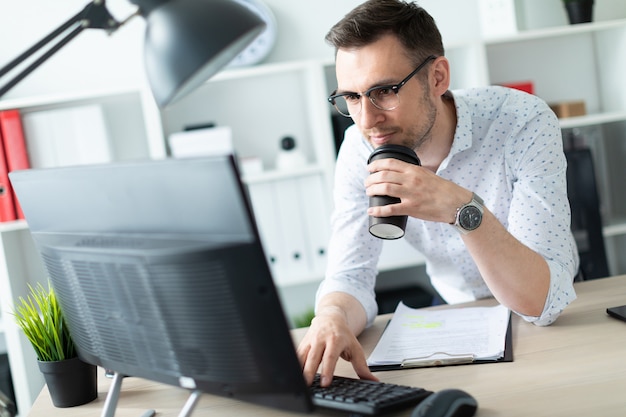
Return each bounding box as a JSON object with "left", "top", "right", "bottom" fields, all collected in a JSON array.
[{"left": 297, "top": 0, "right": 579, "bottom": 387}]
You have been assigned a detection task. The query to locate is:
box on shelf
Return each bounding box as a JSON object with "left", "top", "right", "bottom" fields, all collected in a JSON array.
[
  {"left": 168, "top": 125, "right": 233, "bottom": 158},
  {"left": 549, "top": 101, "right": 587, "bottom": 118}
]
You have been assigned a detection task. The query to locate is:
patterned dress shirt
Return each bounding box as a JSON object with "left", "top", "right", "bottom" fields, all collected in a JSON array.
[{"left": 317, "top": 86, "right": 579, "bottom": 327}]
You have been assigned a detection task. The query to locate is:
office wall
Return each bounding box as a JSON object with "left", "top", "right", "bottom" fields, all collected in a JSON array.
[
  {"left": 2, "top": 0, "right": 626, "bottom": 101},
  {"left": 0, "top": 0, "right": 482, "bottom": 100}
]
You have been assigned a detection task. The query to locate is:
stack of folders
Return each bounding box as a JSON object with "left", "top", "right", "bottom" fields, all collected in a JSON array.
[
  {"left": 367, "top": 303, "right": 512, "bottom": 371},
  {"left": 0, "top": 105, "right": 112, "bottom": 223},
  {"left": 21, "top": 104, "right": 112, "bottom": 169}
]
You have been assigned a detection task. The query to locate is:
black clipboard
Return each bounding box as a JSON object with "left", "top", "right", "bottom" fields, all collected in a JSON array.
[{"left": 368, "top": 316, "right": 513, "bottom": 372}]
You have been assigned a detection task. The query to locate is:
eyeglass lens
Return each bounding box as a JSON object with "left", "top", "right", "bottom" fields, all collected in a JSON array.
[{"left": 334, "top": 87, "right": 399, "bottom": 117}]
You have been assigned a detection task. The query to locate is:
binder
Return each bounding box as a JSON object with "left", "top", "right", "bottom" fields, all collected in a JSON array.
[
  {"left": 367, "top": 303, "right": 513, "bottom": 371},
  {"left": 271, "top": 178, "right": 310, "bottom": 280},
  {"left": 21, "top": 104, "right": 112, "bottom": 168},
  {"left": 0, "top": 109, "right": 30, "bottom": 219},
  {"left": 0, "top": 126, "right": 17, "bottom": 222},
  {"left": 246, "top": 181, "right": 285, "bottom": 281},
  {"left": 296, "top": 174, "right": 331, "bottom": 276}
]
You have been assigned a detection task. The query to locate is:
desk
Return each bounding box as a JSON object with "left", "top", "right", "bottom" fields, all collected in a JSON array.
[{"left": 27, "top": 276, "right": 626, "bottom": 417}]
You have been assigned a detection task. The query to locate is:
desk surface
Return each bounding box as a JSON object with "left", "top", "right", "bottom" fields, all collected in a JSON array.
[{"left": 27, "top": 276, "right": 626, "bottom": 417}]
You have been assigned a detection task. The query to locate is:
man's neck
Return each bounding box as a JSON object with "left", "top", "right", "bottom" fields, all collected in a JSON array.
[{"left": 417, "top": 92, "right": 457, "bottom": 173}]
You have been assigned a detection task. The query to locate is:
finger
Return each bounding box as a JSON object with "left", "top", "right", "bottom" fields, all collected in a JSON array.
[
  {"left": 302, "top": 345, "right": 323, "bottom": 386},
  {"left": 352, "top": 353, "right": 379, "bottom": 382},
  {"left": 319, "top": 360, "right": 337, "bottom": 388},
  {"left": 365, "top": 169, "right": 403, "bottom": 189},
  {"left": 296, "top": 342, "right": 310, "bottom": 367},
  {"left": 319, "top": 343, "right": 342, "bottom": 387},
  {"left": 367, "top": 158, "right": 406, "bottom": 173},
  {"left": 368, "top": 202, "right": 401, "bottom": 217}
]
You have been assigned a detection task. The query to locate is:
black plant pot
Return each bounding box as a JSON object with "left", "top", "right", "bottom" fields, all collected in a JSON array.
[
  {"left": 565, "top": 0, "right": 595, "bottom": 24},
  {"left": 37, "top": 357, "right": 97, "bottom": 408}
]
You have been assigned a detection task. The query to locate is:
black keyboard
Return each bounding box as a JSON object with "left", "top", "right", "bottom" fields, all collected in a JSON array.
[{"left": 310, "top": 374, "right": 433, "bottom": 416}]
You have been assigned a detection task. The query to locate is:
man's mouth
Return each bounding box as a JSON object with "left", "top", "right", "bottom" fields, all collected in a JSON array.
[{"left": 368, "top": 131, "right": 395, "bottom": 146}]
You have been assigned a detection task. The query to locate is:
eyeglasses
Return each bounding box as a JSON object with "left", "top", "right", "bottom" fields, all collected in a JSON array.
[{"left": 328, "top": 55, "right": 436, "bottom": 118}]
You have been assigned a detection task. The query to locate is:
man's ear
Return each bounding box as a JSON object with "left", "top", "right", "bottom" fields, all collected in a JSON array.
[{"left": 431, "top": 56, "right": 451, "bottom": 96}]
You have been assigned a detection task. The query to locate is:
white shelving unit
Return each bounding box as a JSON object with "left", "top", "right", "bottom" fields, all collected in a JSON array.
[
  {"left": 1, "top": 1, "right": 626, "bottom": 415},
  {"left": 483, "top": 16, "right": 626, "bottom": 274},
  {"left": 0, "top": 86, "right": 164, "bottom": 416}
]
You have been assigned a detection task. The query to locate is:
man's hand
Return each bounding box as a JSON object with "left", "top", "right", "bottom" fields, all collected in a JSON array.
[
  {"left": 296, "top": 297, "right": 378, "bottom": 387},
  {"left": 365, "top": 158, "right": 470, "bottom": 224}
]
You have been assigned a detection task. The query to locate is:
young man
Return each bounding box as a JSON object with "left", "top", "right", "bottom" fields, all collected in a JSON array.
[{"left": 297, "top": 0, "right": 579, "bottom": 387}]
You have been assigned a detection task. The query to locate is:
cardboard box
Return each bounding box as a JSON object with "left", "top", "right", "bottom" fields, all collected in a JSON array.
[{"left": 549, "top": 101, "right": 586, "bottom": 118}]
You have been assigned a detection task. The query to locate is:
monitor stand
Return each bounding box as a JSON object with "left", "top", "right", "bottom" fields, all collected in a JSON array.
[{"left": 100, "top": 371, "right": 202, "bottom": 417}]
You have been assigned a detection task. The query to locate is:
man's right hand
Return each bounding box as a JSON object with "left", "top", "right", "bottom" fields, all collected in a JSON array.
[{"left": 296, "top": 294, "right": 379, "bottom": 387}]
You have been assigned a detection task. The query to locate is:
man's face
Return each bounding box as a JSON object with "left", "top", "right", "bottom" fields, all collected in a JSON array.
[{"left": 335, "top": 34, "right": 437, "bottom": 151}]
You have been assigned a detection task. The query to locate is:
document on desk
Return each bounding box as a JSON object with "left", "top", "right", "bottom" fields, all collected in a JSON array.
[{"left": 367, "top": 303, "right": 512, "bottom": 371}]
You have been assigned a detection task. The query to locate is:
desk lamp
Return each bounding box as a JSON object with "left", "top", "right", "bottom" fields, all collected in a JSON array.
[{"left": 0, "top": 0, "right": 266, "bottom": 107}]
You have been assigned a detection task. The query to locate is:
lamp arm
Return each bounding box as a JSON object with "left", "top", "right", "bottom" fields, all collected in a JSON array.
[{"left": 0, "top": 0, "right": 122, "bottom": 98}]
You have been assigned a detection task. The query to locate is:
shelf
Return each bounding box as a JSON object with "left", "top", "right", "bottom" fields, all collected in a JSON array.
[
  {"left": 209, "top": 59, "right": 322, "bottom": 83},
  {"left": 0, "top": 220, "right": 28, "bottom": 233},
  {"left": 242, "top": 164, "right": 324, "bottom": 184},
  {"left": 485, "top": 18, "right": 626, "bottom": 45},
  {"left": 0, "top": 85, "right": 143, "bottom": 111},
  {"left": 604, "top": 220, "right": 626, "bottom": 238},
  {"left": 559, "top": 110, "right": 626, "bottom": 129}
]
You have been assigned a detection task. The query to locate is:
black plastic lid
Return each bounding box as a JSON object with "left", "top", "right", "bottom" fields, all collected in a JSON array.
[{"left": 367, "top": 144, "right": 420, "bottom": 165}]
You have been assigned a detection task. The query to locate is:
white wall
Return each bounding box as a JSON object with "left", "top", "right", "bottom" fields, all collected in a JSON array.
[
  {"left": 0, "top": 0, "right": 145, "bottom": 99},
  {"left": 1, "top": 1, "right": 626, "bottom": 101},
  {"left": 0, "top": 0, "right": 486, "bottom": 100}
]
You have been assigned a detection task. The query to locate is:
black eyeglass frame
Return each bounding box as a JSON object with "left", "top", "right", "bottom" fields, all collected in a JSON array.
[{"left": 328, "top": 55, "right": 437, "bottom": 117}]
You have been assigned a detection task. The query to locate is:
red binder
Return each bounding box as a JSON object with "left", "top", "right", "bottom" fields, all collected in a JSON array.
[
  {"left": 0, "top": 109, "right": 30, "bottom": 219},
  {"left": 0, "top": 126, "right": 17, "bottom": 222}
]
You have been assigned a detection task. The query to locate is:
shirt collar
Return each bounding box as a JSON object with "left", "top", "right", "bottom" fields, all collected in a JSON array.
[{"left": 438, "top": 90, "right": 472, "bottom": 173}]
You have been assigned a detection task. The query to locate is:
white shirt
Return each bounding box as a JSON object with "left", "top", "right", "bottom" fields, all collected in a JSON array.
[{"left": 317, "top": 86, "right": 579, "bottom": 327}]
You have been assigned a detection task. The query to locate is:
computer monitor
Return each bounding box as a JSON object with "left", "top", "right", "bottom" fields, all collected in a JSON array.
[{"left": 9, "top": 156, "right": 314, "bottom": 415}]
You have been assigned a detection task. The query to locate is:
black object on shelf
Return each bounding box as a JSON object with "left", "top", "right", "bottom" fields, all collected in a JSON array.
[
  {"left": 564, "top": 0, "right": 594, "bottom": 24},
  {"left": 565, "top": 147, "right": 609, "bottom": 280}
]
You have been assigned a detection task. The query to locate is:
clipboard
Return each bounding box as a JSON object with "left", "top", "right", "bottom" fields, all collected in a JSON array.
[{"left": 368, "top": 315, "right": 513, "bottom": 372}]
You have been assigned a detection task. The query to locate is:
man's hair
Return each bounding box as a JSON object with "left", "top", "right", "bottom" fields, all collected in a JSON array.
[{"left": 325, "top": 0, "right": 444, "bottom": 66}]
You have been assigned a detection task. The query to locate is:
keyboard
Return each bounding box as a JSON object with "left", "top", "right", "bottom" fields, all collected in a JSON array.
[{"left": 310, "top": 374, "right": 433, "bottom": 416}]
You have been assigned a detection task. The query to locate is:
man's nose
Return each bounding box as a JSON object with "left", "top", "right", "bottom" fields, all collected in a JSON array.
[{"left": 357, "top": 96, "right": 384, "bottom": 128}]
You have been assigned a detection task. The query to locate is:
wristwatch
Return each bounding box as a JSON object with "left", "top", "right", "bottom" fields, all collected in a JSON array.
[{"left": 452, "top": 193, "right": 484, "bottom": 234}]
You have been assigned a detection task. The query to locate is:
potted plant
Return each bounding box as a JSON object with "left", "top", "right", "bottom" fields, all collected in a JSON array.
[
  {"left": 562, "top": 0, "right": 595, "bottom": 24},
  {"left": 12, "top": 282, "right": 97, "bottom": 408}
]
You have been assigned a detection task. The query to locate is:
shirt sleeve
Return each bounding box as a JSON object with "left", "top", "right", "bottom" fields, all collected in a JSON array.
[
  {"left": 315, "top": 127, "right": 381, "bottom": 327},
  {"left": 503, "top": 98, "right": 578, "bottom": 326}
]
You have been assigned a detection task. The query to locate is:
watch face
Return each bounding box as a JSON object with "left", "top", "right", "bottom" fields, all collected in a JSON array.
[{"left": 459, "top": 206, "right": 482, "bottom": 231}]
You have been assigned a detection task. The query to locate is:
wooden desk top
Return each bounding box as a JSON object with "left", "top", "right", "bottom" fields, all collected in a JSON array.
[{"left": 27, "top": 276, "right": 626, "bottom": 417}]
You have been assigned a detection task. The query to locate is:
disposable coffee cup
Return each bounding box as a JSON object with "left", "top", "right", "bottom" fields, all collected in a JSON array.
[{"left": 367, "top": 145, "right": 421, "bottom": 239}]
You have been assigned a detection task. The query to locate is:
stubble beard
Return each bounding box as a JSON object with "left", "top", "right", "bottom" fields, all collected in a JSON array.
[{"left": 399, "top": 85, "right": 437, "bottom": 153}]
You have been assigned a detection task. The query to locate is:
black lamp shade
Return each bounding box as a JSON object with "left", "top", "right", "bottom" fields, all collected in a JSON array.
[{"left": 140, "top": 0, "right": 266, "bottom": 107}]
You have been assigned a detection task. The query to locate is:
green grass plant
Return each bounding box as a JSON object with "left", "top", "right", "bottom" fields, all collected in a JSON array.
[{"left": 12, "top": 282, "right": 76, "bottom": 362}]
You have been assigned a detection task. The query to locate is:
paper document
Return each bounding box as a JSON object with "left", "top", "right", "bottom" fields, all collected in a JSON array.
[{"left": 367, "top": 303, "right": 511, "bottom": 369}]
